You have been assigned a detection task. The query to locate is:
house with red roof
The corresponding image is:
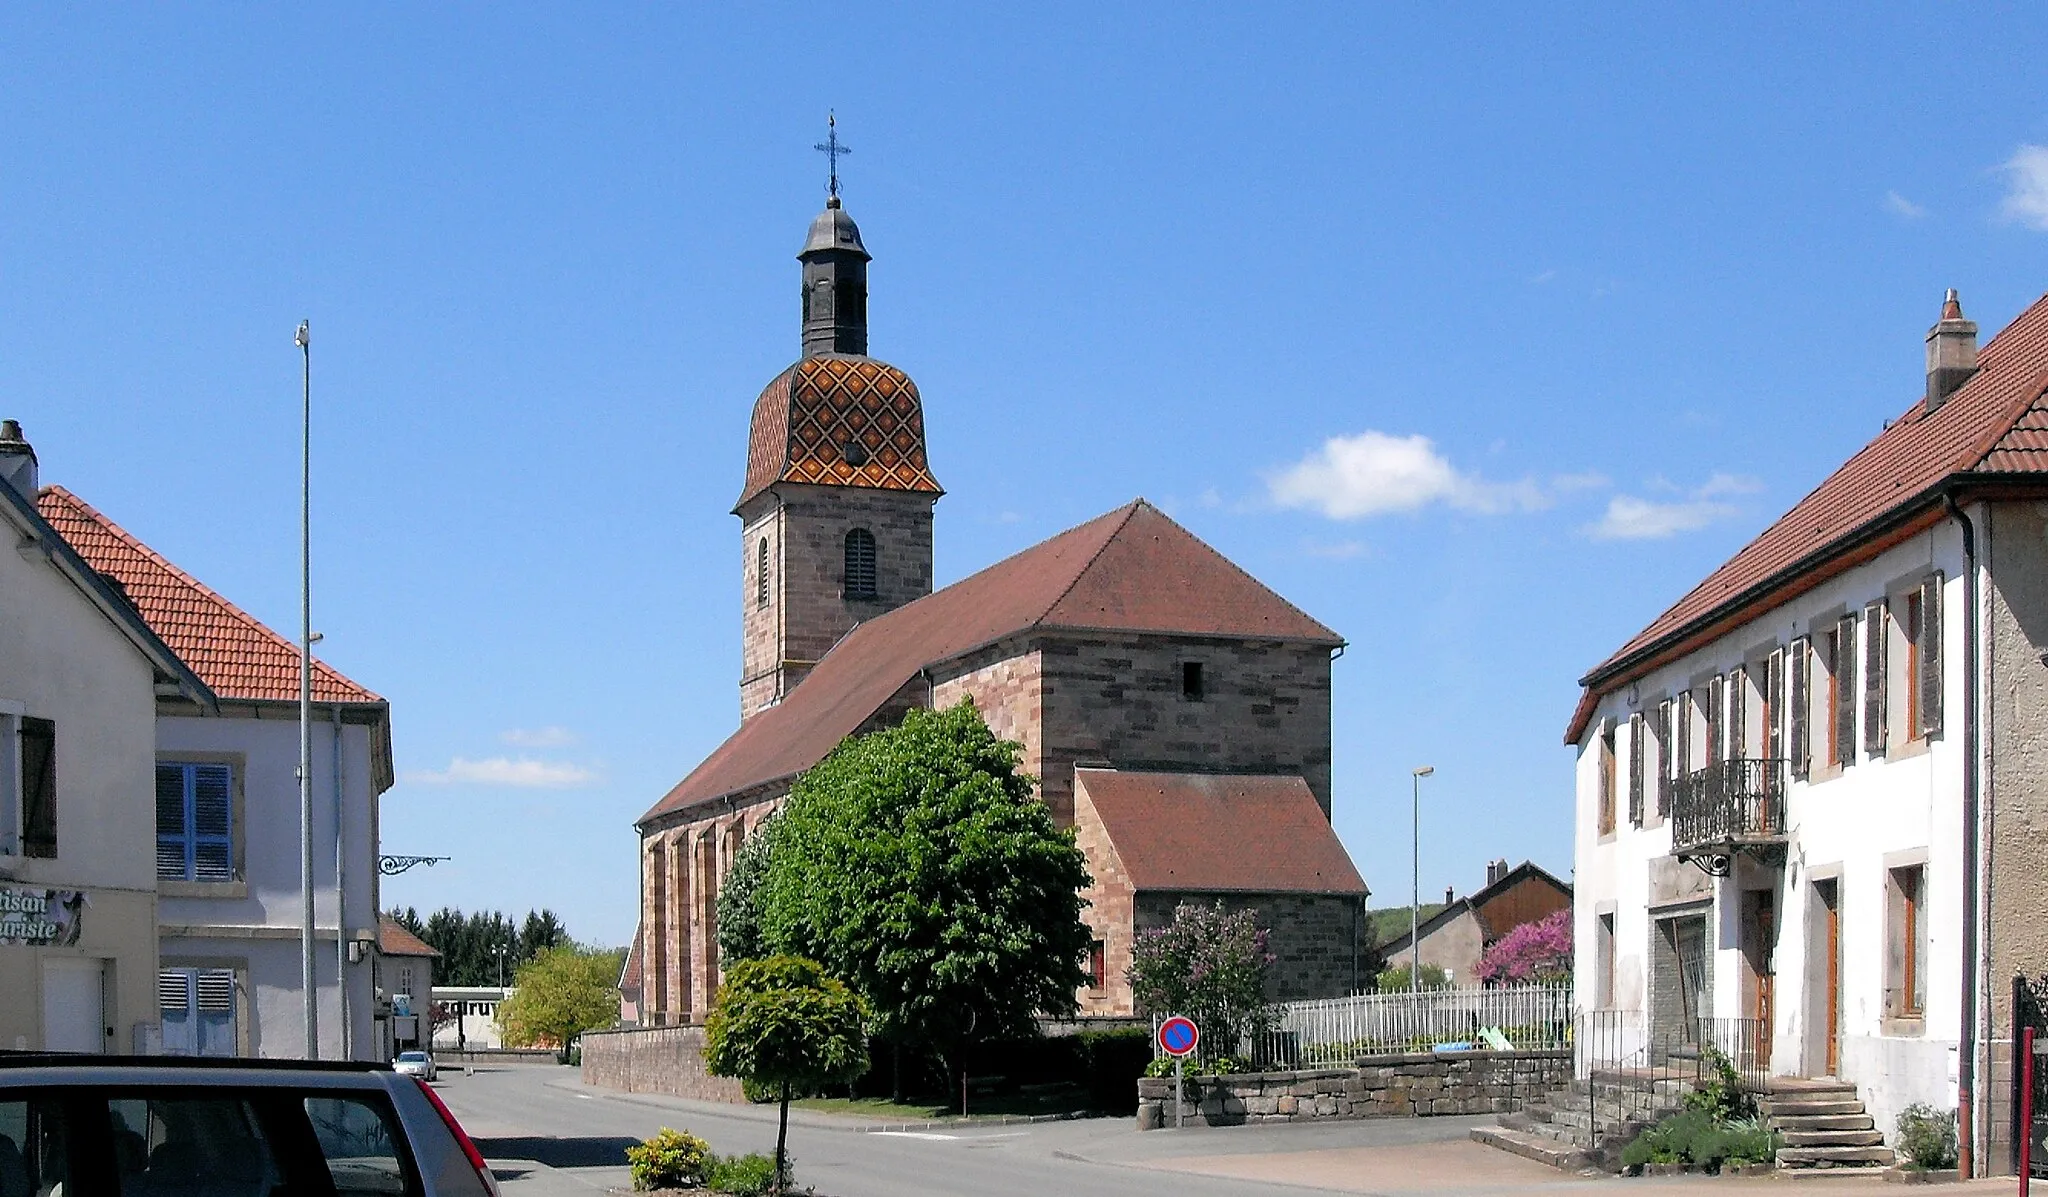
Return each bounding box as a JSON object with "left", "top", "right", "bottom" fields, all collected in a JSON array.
[
  {"left": 1, "top": 420, "right": 213, "bottom": 1055},
  {"left": 633, "top": 195, "right": 1369, "bottom": 1027},
  {"left": 1566, "top": 292, "right": 2048, "bottom": 1175},
  {"left": 2, "top": 422, "right": 397, "bottom": 1062}
]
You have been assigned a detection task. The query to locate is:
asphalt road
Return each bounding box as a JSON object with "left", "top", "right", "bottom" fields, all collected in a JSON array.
[{"left": 432, "top": 1064, "right": 1490, "bottom": 1197}]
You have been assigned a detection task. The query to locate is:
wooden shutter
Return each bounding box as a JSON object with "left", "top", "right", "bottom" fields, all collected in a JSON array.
[
  {"left": 1729, "top": 668, "right": 1748, "bottom": 761},
  {"left": 1835, "top": 615, "right": 1858, "bottom": 767},
  {"left": 1789, "top": 638, "right": 1810, "bottom": 778},
  {"left": 1628, "top": 712, "right": 1645, "bottom": 826},
  {"left": 1676, "top": 691, "right": 1693, "bottom": 779},
  {"left": 1598, "top": 722, "right": 1616, "bottom": 835},
  {"left": 1654, "top": 699, "right": 1673, "bottom": 820},
  {"left": 1863, "top": 601, "right": 1887, "bottom": 756},
  {"left": 1764, "top": 647, "right": 1785, "bottom": 761},
  {"left": 1706, "top": 675, "right": 1724, "bottom": 765},
  {"left": 20, "top": 717, "right": 55, "bottom": 859},
  {"left": 1919, "top": 573, "right": 1944, "bottom": 737}
]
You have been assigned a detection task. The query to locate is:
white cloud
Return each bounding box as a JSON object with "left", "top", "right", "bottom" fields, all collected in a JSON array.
[
  {"left": 1267, "top": 431, "right": 1546, "bottom": 520},
  {"left": 1529, "top": 269, "right": 1557, "bottom": 285},
  {"left": 1585, "top": 473, "right": 1760, "bottom": 540},
  {"left": 2000, "top": 145, "right": 2048, "bottom": 231},
  {"left": 1884, "top": 190, "right": 1927, "bottom": 219},
  {"left": 403, "top": 756, "right": 600, "bottom": 788},
  {"left": 500, "top": 726, "right": 578, "bottom": 749}
]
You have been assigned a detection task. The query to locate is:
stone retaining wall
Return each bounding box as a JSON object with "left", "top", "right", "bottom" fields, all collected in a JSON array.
[
  {"left": 580, "top": 1024, "right": 746, "bottom": 1103},
  {"left": 1135, "top": 1049, "right": 1571, "bottom": 1130}
]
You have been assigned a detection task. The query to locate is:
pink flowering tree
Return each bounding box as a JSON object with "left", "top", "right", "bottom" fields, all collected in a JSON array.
[
  {"left": 1476, "top": 909, "right": 1572, "bottom": 985},
  {"left": 1127, "top": 901, "right": 1276, "bottom": 1063}
]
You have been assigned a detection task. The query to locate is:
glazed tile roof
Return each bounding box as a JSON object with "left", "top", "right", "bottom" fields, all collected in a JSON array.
[
  {"left": 1570, "top": 291, "right": 2048, "bottom": 741},
  {"left": 736, "top": 354, "right": 943, "bottom": 507},
  {"left": 37, "top": 486, "right": 383, "bottom": 705},
  {"left": 1076, "top": 769, "right": 1366, "bottom": 895},
  {"left": 378, "top": 917, "right": 440, "bottom": 958},
  {"left": 641, "top": 499, "right": 1342, "bottom": 824}
]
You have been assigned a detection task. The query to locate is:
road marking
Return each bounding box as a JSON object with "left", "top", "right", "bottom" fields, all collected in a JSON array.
[
  {"left": 574, "top": 1093, "right": 594, "bottom": 1100},
  {"left": 869, "top": 1131, "right": 961, "bottom": 1140}
]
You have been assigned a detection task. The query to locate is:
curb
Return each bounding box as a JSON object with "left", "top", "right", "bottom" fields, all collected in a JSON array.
[{"left": 855, "top": 1110, "right": 1097, "bottom": 1133}]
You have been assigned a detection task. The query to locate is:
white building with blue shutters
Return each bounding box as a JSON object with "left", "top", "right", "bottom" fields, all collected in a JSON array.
[{"left": 31, "top": 439, "right": 396, "bottom": 1062}]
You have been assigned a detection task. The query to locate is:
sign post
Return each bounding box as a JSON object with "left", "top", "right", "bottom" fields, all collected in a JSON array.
[{"left": 1157, "top": 1016, "right": 1199, "bottom": 1130}]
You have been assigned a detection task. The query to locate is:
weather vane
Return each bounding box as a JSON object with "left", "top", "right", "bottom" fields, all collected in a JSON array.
[{"left": 814, "top": 111, "right": 851, "bottom": 200}]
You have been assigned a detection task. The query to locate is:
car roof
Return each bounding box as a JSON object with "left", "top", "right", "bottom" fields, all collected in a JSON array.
[{"left": 0, "top": 1055, "right": 396, "bottom": 1089}]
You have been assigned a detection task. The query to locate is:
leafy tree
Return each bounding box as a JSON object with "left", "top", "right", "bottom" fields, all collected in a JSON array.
[
  {"left": 1375, "top": 962, "right": 1452, "bottom": 992},
  {"left": 752, "top": 701, "right": 1093, "bottom": 1090},
  {"left": 1475, "top": 909, "right": 1572, "bottom": 984},
  {"left": 704, "top": 955, "right": 867, "bottom": 1193},
  {"left": 386, "top": 906, "right": 571, "bottom": 986},
  {"left": 716, "top": 812, "right": 783, "bottom": 964},
  {"left": 1127, "top": 901, "right": 1275, "bottom": 1063},
  {"left": 495, "top": 945, "right": 620, "bottom": 1059}
]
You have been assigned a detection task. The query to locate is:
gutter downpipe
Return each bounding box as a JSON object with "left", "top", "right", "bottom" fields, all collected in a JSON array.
[{"left": 1947, "top": 493, "right": 1982, "bottom": 1177}]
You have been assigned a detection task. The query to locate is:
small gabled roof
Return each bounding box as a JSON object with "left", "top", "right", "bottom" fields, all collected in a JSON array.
[
  {"left": 641, "top": 500, "right": 1342, "bottom": 825},
  {"left": 618, "top": 924, "right": 644, "bottom": 998},
  {"left": 1076, "top": 769, "right": 1367, "bottom": 895},
  {"left": 37, "top": 486, "right": 383, "bottom": 707},
  {"left": 0, "top": 480, "right": 212, "bottom": 708},
  {"left": 1569, "top": 291, "right": 2048, "bottom": 743},
  {"left": 1380, "top": 860, "right": 1571, "bottom": 953},
  {"left": 378, "top": 918, "right": 439, "bottom": 959}
]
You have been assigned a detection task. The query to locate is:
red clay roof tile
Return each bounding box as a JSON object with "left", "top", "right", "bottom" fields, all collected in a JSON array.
[
  {"left": 641, "top": 500, "right": 1341, "bottom": 824},
  {"left": 378, "top": 917, "right": 439, "bottom": 958},
  {"left": 1077, "top": 769, "right": 1365, "bottom": 894},
  {"left": 37, "top": 486, "right": 382, "bottom": 705},
  {"left": 737, "top": 355, "right": 943, "bottom": 507}
]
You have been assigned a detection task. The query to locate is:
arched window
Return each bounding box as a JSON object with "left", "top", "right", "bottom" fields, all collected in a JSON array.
[
  {"left": 844, "top": 528, "right": 877, "bottom": 600},
  {"left": 756, "top": 537, "right": 770, "bottom": 608}
]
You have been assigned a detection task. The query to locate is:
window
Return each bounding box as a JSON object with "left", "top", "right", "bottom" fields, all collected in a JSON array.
[
  {"left": 1789, "top": 637, "right": 1811, "bottom": 778},
  {"left": 1728, "top": 667, "right": 1748, "bottom": 761},
  {"left": 1088, "top": 941, "right": 1106, "bottom": 990},
  {"left": 156, "top": 762, "right": 234, "bottom": 882},
  {"left": 20, "top": 716, "right": 54, "bottom": 858},
  {"left": 1627, "top": 712, "right": 1645, "bottom": 827},
  {"left": 160, "top": 968, "right": 238, "bottom": 1056},
  {"left": 1181, "top": 661, "right": 1205, "bottom": 702},
  {"left": 1763, "top": 647, "right": 1784, "bottom": 762},
  {"left": 843, "top": 528, "right": 877, "bottom": 600},
  {"left": 1705, "top": 674, "right": 1724, "bottom": 766},
  {"left": 0, "top": 1096, "right": 69, "bottom": 1194},
  {"left": 1887, "top": 865, "right": 1928, "bottom": 1017},
  {"left": 1863, "top": 601, "right": 1888, "bottom": 757},
  {"left": 1675, "top": 691, "right": 1694, "bottom": 779},
  {"left": 1596, "top": 913, "right": 1617, "bottom": 1008},
  {"left": 398, "top": 966, "right": 415, "bottom": 999},
  {"left": 755, "top": 537, "right": 770, "bottom": 608},
  {"left": 1597, "top": 721, "right": 1616, "bottom": 836}
]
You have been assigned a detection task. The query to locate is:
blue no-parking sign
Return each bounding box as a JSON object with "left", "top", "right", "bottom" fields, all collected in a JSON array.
[{"left": 1158, "top": 1015, "right": 1199, "bottom": 1058}]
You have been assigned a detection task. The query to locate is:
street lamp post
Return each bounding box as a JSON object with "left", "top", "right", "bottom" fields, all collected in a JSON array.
[
  {"left": 1411, "top": 765, "right": 1434, "bottom": 996},
  {"left": 296, "top": 320, "right": 318, "bottom": 1059}
]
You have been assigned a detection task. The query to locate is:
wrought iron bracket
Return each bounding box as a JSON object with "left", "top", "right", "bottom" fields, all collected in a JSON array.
[
  {"left": 1687, "top": 853, "right": 1733, "bottom": 878},
  {"left": 379, "top": 854, "right": 450, "bottom": 876}
]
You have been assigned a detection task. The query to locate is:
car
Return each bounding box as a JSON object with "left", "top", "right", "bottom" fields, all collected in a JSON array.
[
  {"left": 394, "top": 1051, "right": 438, "bottom": 1082},
  {"left": 0, "top": 1055, "right": 500, "bottom": 1195}
]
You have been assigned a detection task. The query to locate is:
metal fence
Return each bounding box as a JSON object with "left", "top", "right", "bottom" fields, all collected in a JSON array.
[
  {"left": 1571, "top": 1009, "right": 1767, "bottom": 1148},
  {"left": 1154, "top": 983, "right": 1574, "bottom": 1069}
]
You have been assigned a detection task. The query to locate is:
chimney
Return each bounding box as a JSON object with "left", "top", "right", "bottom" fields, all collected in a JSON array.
[
  {"left": 1924, "top": 289, "right": 1979, "bottom": 413},
  {"left": 1486, "top": 859, "right": 1507, "bottom": 887},
  {"left": 1444, "top": 886, "right": 1455, "bottom": 905},
  {"left": 0, "top": 420, "right": 37, "bottom": 497}
]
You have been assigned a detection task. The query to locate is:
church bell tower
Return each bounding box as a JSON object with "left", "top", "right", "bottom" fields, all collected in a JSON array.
[{"left": 732, "top": 132, "right": 942, "bottom": 721}]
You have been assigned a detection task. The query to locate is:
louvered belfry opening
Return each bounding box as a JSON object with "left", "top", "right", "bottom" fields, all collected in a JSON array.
[{"left": 844, "top": 527, "right": 877, "bottom": 599}]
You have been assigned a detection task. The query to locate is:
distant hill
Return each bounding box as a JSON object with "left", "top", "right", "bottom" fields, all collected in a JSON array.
[{"left": 1366, "top": 902, "right": 1450, "bottom": 947}]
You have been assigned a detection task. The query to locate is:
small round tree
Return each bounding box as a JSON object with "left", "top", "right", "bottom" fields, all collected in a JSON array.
[
  {"left": 704, "top": 955, "right": 867, "bottom": 1191},
  {"left": 1127, "top": 901, "right": 1275, "bottom": 1066},
  {"left": 1475, "top": 909, "right": 1573, "bottom": 985}
]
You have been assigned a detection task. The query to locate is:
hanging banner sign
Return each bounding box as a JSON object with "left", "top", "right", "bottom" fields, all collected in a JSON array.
[{"left": 0, "top": 887, "right": 87, "bottom": 947}]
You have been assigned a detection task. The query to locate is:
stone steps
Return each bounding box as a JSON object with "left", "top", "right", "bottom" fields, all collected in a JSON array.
[
  {"left": 1468, "top": 1125, "right": 1589, "bottom": 1171},
  {"left": 1764, "top": 1099, "right": 1867, "bottom": 1118},
  {"left": 1774, "top": 1113, "right": 1874, "bottom": 1132},
  {"left": 1767, "top": 1084, "right": 1893, "bottom": 1171},
  {"left": 1781, "top": 1129, "right": 1884, "bottom": 1148},
  {"left": 1776, "top": 1145, "right": 1896, "bottom": 1167}
]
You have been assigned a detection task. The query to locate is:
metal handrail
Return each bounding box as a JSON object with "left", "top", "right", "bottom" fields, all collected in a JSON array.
[{"left": 1671, "top": 758, "right": 1787, "bottom": 851}]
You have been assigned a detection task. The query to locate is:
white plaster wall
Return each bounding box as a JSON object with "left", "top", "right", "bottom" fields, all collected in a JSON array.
[
  {"left": 157, "top": 713, "right": 384, "bottom": 1059},
  {"left": 1573, "top": 519, "right": 1967, "bottom": 1125},
  {"left": 0, "top": 525, "right": 163, "bottom": 1050}
]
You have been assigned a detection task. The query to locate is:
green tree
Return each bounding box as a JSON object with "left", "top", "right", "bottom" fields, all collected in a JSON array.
[
  {"left": 752, "top": 701, "right": 1093, "bottom": 1093},
  {"left": 495, "top": 946, "right": 620, "bottom": 1059},
  {"left": 716, "top": 812, "right": 783, "bottom": 964},
  {"left": 1127, "top": 901, "right": 1275, "bottom": 1063},
  {"left": 390, "top": 906, "right": 572, "bottom": 986},
  {"left": 1374, "top": 962, "right": 1452, "bottom": 992},
  {"left": 704, "top": 955, "right": 867, "bottom": 1193}
]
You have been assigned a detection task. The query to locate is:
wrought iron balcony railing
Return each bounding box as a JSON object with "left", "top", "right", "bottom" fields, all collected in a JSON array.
[{"left": 1670, "top": 758, "right": 1787, "bottom": 854}]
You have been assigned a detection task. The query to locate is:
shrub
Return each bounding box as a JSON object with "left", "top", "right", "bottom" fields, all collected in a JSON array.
[
  {"left": 625, "top": 1127, "right": 711, "bottom": 1191},
  {"left": 707, "top": 1152, "right": 786, "bottom": 1196},
  {"left": 1374, "top": 963, "right": 1450, "bottom": 993},
  {"left": 1621, "top": 1109, "right": 1713, "bottom": 1169},
  {"left": 1075, "top": 1027, "right": 1153, "bottom": 1113},
  {"left": 1682, "top": 1047, "right": 1756, "bottom": 1121},
  {"left": 1476, "top": 910, "right": 1572, "bottom": 984},
  {"left": 1895, "top": 1104, "right": 1959, "bottom": 1170},
  {"left": 1128, "top": 902, "right": 1276, "bottom": 1066}
]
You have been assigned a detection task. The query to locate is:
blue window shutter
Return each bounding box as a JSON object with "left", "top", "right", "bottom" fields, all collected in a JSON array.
[
  {"left": 156, "top": 764, "right": 189, "bottom": 880},
  {"left": 192, "top": 765, "right": 233, "bottom": 881}
]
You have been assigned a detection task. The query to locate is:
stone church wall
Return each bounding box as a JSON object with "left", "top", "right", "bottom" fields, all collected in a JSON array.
[
  {"left": 1136, "top": 891, "right": 1367, "bottom": 1002},
  {"left": 1035, "top": 634, "right": 1333, "bottom": 826},
  {"left": 930, "top": 641, "right": 1043, "bottom": 779}
]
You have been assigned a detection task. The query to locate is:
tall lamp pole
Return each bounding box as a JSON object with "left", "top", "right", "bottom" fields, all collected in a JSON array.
[
  {"left": 296, "top": 319, "right": 318, "bottom": 1059},
  {"left": 1411, "top": 765, "right": 1434, "bottom": 995}
]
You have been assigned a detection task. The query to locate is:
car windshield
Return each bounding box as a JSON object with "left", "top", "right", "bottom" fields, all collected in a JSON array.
[{"left": 396, "top": 1053, "right": 427, "bottom": 1063}]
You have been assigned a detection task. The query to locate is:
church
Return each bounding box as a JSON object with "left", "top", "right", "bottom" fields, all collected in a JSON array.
[{"left": 632, "top": 186, "right": 1370, "bottom": 1026}]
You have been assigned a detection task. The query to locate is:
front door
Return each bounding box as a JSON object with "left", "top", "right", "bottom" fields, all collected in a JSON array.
[
  {"left": 1813, "top": 879, "right": 1840, "bottom": 1076},
  {"left": 1742, "top": 888, "right": 1776, "bottom": 1071},
  {"left": 40, "top": 957, "right": 105, "bottom": 1054}
]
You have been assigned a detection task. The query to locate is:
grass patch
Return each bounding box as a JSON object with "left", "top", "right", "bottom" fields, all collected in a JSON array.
[{"left": 793, "top": 1087, "right": 1090, "bottom": 1122}]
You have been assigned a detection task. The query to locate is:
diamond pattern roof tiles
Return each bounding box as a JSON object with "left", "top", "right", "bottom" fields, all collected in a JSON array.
[{"left": 737, "top": 355, "right": 942, "bottom": 507}]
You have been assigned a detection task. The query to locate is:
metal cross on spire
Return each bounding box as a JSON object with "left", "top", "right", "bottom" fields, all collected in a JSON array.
[{"left": 814, "top": 111, "right": 851, "bottom": 200}]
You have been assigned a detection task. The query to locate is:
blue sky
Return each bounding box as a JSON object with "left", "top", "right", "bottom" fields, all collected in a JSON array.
[{"left": 8, "top": 6, "right": 2048, "bottom": 948}]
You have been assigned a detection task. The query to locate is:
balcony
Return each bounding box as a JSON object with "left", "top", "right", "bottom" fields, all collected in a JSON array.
[{"left": 1670, "top": 758, "right": 1787, "bottom": 875}]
